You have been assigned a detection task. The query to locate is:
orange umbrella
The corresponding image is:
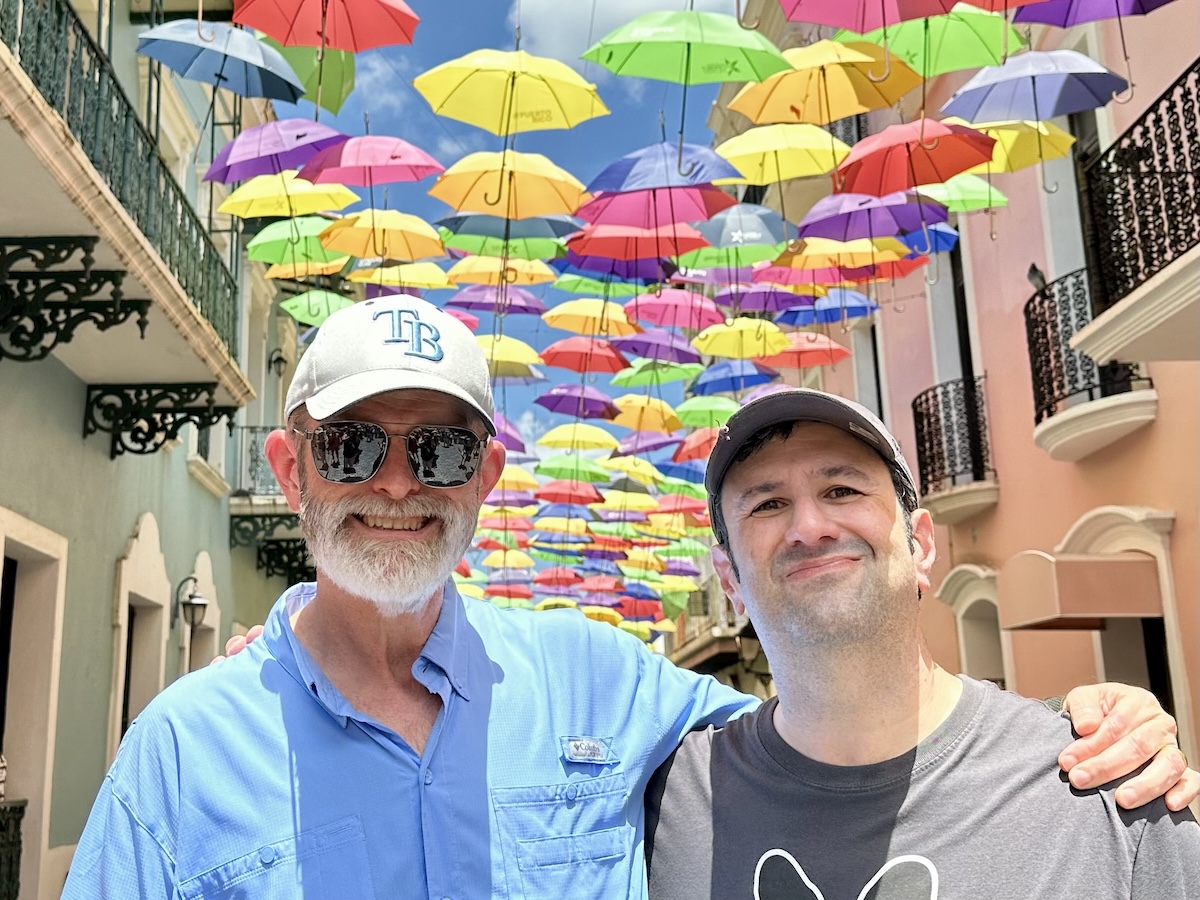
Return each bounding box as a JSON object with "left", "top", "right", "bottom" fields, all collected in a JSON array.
[
  {"left": 535, "top": 480, "right": 605, "bottom": 504},
  {"left": 755, "top": 332, "right": 851, "bottom": 369},
  {"left": 534, "top": 567, "right": 584, "bottom": 587},
  {"left": 541, "top": 336, "right": 629, "bottom": 373},
  {"left": 673, "top": 427, "right": 720, "bottom": 462}
]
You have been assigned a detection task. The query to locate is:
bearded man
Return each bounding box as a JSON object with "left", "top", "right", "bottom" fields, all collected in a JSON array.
[{"left": 63, "top": 299, "right": 1197, "bottom": 900}]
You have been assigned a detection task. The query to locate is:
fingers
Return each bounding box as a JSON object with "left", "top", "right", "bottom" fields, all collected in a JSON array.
[
  {"left": 1061, "top": 682, "right": 1120, "bottom": 736},
  {"left": 1165, "top": 764, "right": 1200, "bottom": 813},
  {"left": 1060, "top": 710, "right": 1178, "bottom": 790},
  {"left": 1111, "top": 748, "right": 1191, "bottom": 810},
  {"left": 221, "top": 625, "right": 265, "bottom": 660}
]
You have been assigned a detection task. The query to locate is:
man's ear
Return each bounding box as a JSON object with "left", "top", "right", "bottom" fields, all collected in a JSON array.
[
  {"left": 264, "top": 429, "right": 302, "bottom": 512},
  {"left": 911, "top": 508, "right": 936, "bottom": 595},
  {"left": 476, "top": 439, "right": 506, "bottom": 497},
  {"left": 711, "top": 543, "right": 746, "bottom": 616}
]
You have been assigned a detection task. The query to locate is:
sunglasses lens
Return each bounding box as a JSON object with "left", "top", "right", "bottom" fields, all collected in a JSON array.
[
  {"left": 406, "top": 427, "right": 483, "bottom": 488},
  {"left": 310, "top": 423, "right": 387, "bottom": 483}
]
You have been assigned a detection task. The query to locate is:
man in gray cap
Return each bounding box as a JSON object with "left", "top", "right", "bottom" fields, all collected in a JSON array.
[
  {"left": 645, "top": 389, "right": 1200, "bottom": 899},
  {"left": 64, "top": 300, "right": 1196, "bottom": 899}
]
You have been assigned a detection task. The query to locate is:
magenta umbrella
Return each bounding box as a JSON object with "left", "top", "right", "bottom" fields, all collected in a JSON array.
[
  {"left": 797, "top": 191, "right": 949, "bottom": 241},
  {"left": 533, "top": 384, "right": 620, "bottom": 419},
  {"left": 611, "top": 328, "right": 702, "bottom": 364},
  {"left": 779, "top": 0, "right": 957, "bottom": 29},
  {"left": 297, "top": 135, "right": 444, "bottom": 185},
  {"left": 624, "top": 289, "right": 725, "bottom": 330},
  {"left": 445, "top": 284, "right": 547, "bottom": 315},
  {"left": 575, "top": 186, "right": 736, "bottom": 228},
  {"left": 493, "top": 412, "right": 526, "bottom": 453},
  {"left": 204, "top": 118, "right": 347, "bottom": 182}
]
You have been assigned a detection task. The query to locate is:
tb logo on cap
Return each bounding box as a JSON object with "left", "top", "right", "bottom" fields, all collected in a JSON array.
[{"left": 373, "top": 308, "right": 444, "bottom": 362}]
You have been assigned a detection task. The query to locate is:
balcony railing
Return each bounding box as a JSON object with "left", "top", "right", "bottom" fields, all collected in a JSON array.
[
  {"left": 1024, "top": 269, "right": 1152, "bottom": 424},
  {"left": 232, "top": 426, "right": 282, "bottom": 496},
  {"left": 1082, "top": 56, "right": 1200, "bottom": 316},
  {"left": 0, "top": 0, "right": 239, "bottom": 356},
  {"left": 0, "top": 800, "right": 25, "bottom": 900},
  {"left": 911, "top": 376, "right": 994, "bottom": 498}
]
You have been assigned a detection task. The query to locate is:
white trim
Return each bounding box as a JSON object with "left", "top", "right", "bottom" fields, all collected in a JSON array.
[
  {"left": 0, "top": 507, "right": 67, "bottom": 900},
  {"left": 935, "top": 564, "right": 1015, "bottom": 691},
  {"left": 1031, "top": 389, "right": 1158, "bottom": 461},
  {"left": 921, "top": 480, "right": 1000, "bottom": 525}
]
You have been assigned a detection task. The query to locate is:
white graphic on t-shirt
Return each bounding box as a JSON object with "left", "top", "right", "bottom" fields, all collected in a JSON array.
[{"left": 753, "top": 849, "right": 939, "bottom": 900}]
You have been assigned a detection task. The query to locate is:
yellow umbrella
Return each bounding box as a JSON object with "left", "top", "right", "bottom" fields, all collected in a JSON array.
[
  {"left": 448, "top": 256, "right": 557, "bottom": 286},
  {"left": 610, "top": 395, "right": 682, "bottom": 435},
  {"left": 618, "top": 620, "right": 654, "bottom": 641},
  {"left": 693, "top": 316, "right": 791, "bottom": 359},
  {"left": 947, "top": 118, "right": 1077, "bottom": 176},
  {"left": 347, "top": 262, "right": 454, "bottom": 289},
  {"left": 429, "top": 150, "right": 589, "bottom": 219},
  {"left": 488, "top": 360, "right": 543, "bottom": 381},
  {"left": 624, "top": 548, "right": 667, "bottom": 572},
  {"left": 714, "top": 124, "right": 850, "bottom": 185},
  {"left": 537, "top": 423, "right": 619, "bottom": 451},
  {"left": 729, "top": 41, "right": 921, "bottom": 126},
  {"left": 481, "top": 549, "right": 535, "bottom": 568},
  {"left": 480, "top": 504, "right": 539, "bottom": 518},
  {"left": 659, "top": 574, "right": 700, "bottom": 593},
  {"left": 217, "top": 171, "right": 358, "bottom": 218},
  {"left": 635, "top": 520, "right": 688, "bottom": 540},
  {"left": 533, "top": 516, "right": 590, "bottom": 535},
  {"left": 779, "top": 237, "right": 909, "bottom": 269},
  {"left": 494, "top": 464, "right": 539, "bottom": 492},
  {"left": 477, "top": 334, "right": 542, "bottom": 366},
  {"left": 644, "top": 618, "right": 676, "bottom": 634},
  {"left": 542, "top": 298, "right": 640, "bottom": 337},
  {"left": 458, "top": 583, "right": 486, "bottom": 599},
  {"left": 265, "top": 257, "right": 350, "bottom": 279},
  {"left": 414, "top": 48, "right": 609, "bottom": 136},
  {"left": 319, "top": 210, "right": 444, "bottom": 261},
  {"left": 592, "top": 490, "right": 660, "bottom": 513},
  {"left": 599, "top": 453, "right": 667, "bottom": 485},
  {"left": 536, "top": 597, "right": 579, "bottom": 611},
  {"left": 580, "top": 605, "right": 624, "bottom": 626}
]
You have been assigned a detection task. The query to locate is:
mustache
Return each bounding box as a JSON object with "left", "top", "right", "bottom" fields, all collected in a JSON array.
[{"left": 770, "top": 539, "right": 871, "bottom": 577}]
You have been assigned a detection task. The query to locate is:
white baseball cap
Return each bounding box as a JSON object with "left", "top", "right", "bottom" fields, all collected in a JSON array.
[{"left": 285, "top": 296, "right": 496, "bottom": 434}]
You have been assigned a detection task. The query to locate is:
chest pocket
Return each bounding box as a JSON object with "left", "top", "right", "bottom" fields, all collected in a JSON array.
[
  {"left": 179, "top": 816, "right": 376, "bottom": 900},
  {"left": 492, "top": 772, "right": 630, "bottom": 895}
]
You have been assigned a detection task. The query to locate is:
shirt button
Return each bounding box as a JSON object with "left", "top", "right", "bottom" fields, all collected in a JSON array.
[
  {"left": 259, "top": 847, "right": 277, "bottom": 866},
  {"left": 565, "top": 784, "right": 579, "bottom": 801},
  {"left": 424, "top": 770, "right": 434, "bottom": 785}
]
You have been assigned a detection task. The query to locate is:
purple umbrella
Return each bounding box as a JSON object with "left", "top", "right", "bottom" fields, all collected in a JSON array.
[
  {"left": 586, "top": 142, "right": 742, "bottom": 193},
  {"left": 673, "top": 265, "right": 756, "bottom": 286},
  {"left": 615, "top": 431, "right": 684, "bottom": 456},
  {"left": 611, "top": 328, "right": 702, "bottom": 364},
  {"left": 743, "top": 382, "right": 794, "bottom": 403},
  {"left": 797, "top": 192, "right": 949, "bottom": 242},
  {"left": 486, "top": 490, "right": 537, "bottom": 507},
  {"left": 365, "top": 284, "right": 423, "bottom": 299},
  {"left": 533, "top": 384, "right": 619, "bottom": 419},
  {"left": 493, "top": 413, "right": 527, "bottom": 453},
  {"left": 446, "top": 284, "right": 547, "bottom": 315},
  {"left": 584, "top": 547, "right": 629, "bottom": 561},
  {"left": 665, "top": 559, "right": 701, "bottom": 577},
  {"left": 715, "top": 284, "right": 816, "bottom": 313},
  {"left": 556, "top": 253, "right": 676, "bottom": 283},
  {"left": 595, "top": 509, "right": 649, "bottom": 523},
  {"left": 204, "top": 118, "right": 347, "bottom": 183}
]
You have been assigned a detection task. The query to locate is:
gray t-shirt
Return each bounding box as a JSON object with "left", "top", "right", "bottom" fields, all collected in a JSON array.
[{"left": 645, "top": 676, "right": 1200, "bottom": 899}]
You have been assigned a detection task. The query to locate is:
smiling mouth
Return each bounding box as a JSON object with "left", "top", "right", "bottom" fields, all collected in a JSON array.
[
  {"left": 784, "top": 557, "right": 857, "bottom": 578},
  {"left": 352, "top": 514, "right": 433, "bottom": 532}
]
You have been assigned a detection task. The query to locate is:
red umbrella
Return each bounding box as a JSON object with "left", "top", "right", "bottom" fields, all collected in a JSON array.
[
  {"left": 836, "top": 119, "right": 995, "bottom": 196},
  {"left": 234, "top": 0, "right": 419, "bottom": 52},
  {"left": 298, "top": 135, "right": 444, "bottom": 186},
  {"left": 851, "top": 256, "right": 929, "bottom": 283},
  {"left": 444, "top": 308, "right": 480, "bottom": 330},
  {"left": 486, "top": 583, "right": 534, "bottom": 599},
  {"left": 579, "top": 575, "right": 624, "bottom": 593},
  {"left": 755, "top": 332, "right": 852, "bottom": 369},
  {"left": 478, "top": 516, "right": 534, "bottom": 531},
  {"left": 475, "top": 534, "right": 532, "bottom": 551},
  {"left": 614, "top": 597, "right": 665, "bottom": 619},
  {"left": 536, "top": 480, "right": 605, "bottom": 504},
  {"left": 566, "top": 223, "right": 709, "bottom": 261},
  {"left": 541, "top": 337, "right": 630, "bottom": 374},
  {"left": 534, "top": 567, "right": 584, "bottom": 587},
  {"left": 455, "top": 558, "right": 472, "bottom": 578},
  {"left": 656, "top": 495, "right": 708, "bottom": 514},
  {"left": 673, "top": 427, "right": 720, "bottom": 462}
]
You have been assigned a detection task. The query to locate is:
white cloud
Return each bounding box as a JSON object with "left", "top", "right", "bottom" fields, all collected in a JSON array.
[
  {"left": 433, "top": 131, "right": 490, "bottom": 163},
  {"left": 354, "top": 50, "right": 418, "bottom": 118}
]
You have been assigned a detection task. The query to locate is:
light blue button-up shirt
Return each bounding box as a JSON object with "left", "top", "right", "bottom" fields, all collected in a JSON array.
[{"left": 64, "top": 581, "right": 757, "bottom": 899}]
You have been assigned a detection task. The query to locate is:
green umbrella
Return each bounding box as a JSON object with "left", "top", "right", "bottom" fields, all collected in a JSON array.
[
  {"left": 534, "top": 454, "right": 612, "bottom": 483},
  {"left": 248, "top": 217, "right": 344, "bottom": 266},
  {"left": 476, "top": 529, "right": 523, "bottom": 549},
  {"left": 676, "top": 395, "right": 740, "bottom": 428},
  {"left": 552, "top": 274, "right": 645, "bottom": 297},
  {"left": 658, "top": 537, "right": 710, "bottom": 558},
  {"left": 529, "top": 548, "right": 584, "bottom": 565},
  {"left": 917, "top": 174, "right": 1009, "bottom": 213},
  {"left": 833, "top": 7, "right": 1025, "bottom": 79},
  {"left": 611, "top": 357, "right": 706, "bottom": 387},
  {"left": 278, "top": 289, "right": 355, "bottom": 327},
  {"left": 440, "top": 229, "right": 567, "bottom": 261},
  {"left": 259, "top": 36, "right": 355, "bottom": 115},
  {"left": 588, "top": 521, "right": 642, "bottom": 539},
  {"left": 660, "top": 591, "right": 689, "bottom": 620},
  {"left": 618, "top": 565, "right": 663, "bottom": 581},
  {"left": 676, "top": 242, "right": 788, "bottom": 269},
  {"left": 452, "top": 567, "right": 488, "bottom": 584},
  {"left": 658, "top": 477, "right": 707, "bottom": 500}
]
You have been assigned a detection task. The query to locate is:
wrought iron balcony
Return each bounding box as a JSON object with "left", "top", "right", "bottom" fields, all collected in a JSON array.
[
  {"left": 0, "top": 800, "right": 25, "bottom": 900},
  {"left": 229, "top": 425, "right": 299, "bottom": 548},
  {"left": 0, "top": 0, "right": 239, "bottom": 356},
  {"left": 911, "top": 376, "right": 995, "bottom": 499},
  {"left": 1082, "top": 55, "right": 1200, "bottom": 316},
  {"left": 1024, "top": 269, "right": 1152, "bottom": 425}
]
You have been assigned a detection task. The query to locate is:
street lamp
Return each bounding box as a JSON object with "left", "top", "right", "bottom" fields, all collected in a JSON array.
[
  {"left": 173, "top": 575, "right": 208, "bottom": 631},
  {"left": 268, "top": 347, "right": 288, "bottom": 378}
]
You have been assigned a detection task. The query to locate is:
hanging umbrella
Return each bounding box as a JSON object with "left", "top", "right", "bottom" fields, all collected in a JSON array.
[
  {"left": 610, "top": 358, "right": 706, "bottom": 387},
  {"left": 429, "top": 150, "right": 589, "bottom": 218},
  {"left": 610, "top": 329, "right": 701, "bottom": 364},
  {"left": 714, "top": 123, "right": 850, "bottom": 184},
  {"left": 533, "top": 384, "right": 620, "bottom": 419},
  {"left": 446, "top": 283, "right": 547, "bottom": 315},
  {"left": 778, "top": 0, "right": 958, "bottom": 30},
  {"left": 481, "top": 549, "right": 535, "bottom": 569},
  {"left": 490, "top": 363, "right": 547, "bottom": 387},
  {"left": 673, "top": 428, "right": 720, "bottom": 462},
  {"left": 797, "top": 192, "right": 949, "bottom": 241},
  {"left": 553, "top": 273, "right": 645, "bottom": 297},
  {"left": 683, "top": 203, "right": 797, "bottom": 269},
  {"left": 691, "top": 359, "right": 780, "bottom": 395},
  {"left": 542, "top": 298, "right": 640, "bottom": 336},
  {"left": 265, "top": 258, "right": 349, "bottom": 279},
  {"left": 576, "top": 186, "right": 736, "bottom": 228},
  {"left": 916, "top": 173, "right": 1009, "bottom": 212},
  {"left": 535, "top": 455, "right": 612, "bottom": 482},
  {"left": 234, "top": 0, "right": 419, "bottom": 53},
  {"left": 611, "top": 396, "right": 683, "bottom": 434},
  {"left": 136, "top": 19, "right": 305, "bottom": 101},
  {"left": 676, "top": 395, "right": 740, "bottom": 428},
  {"left": 298, "top": 135, "right": 444, "bottom": 186},
  {"left": 592, "top": 490, "right": 660, "bottom": 513},
  {"left": 586, "top": 142, "right": 744, "bottom": 193},
  {"left": 899, "top": 222, "right": 960, "bottom": 255},
  {"left": 538, "top": 423, "right": 620, "bottom": 451},
  {"left": 246, "top": 216, "right": 344, "bottom": 265},
  {"left": 781, "top": 237, "right": 910, "bottom": 269},
  {"left": 715, "top": 283, "right": 816, "bottom": 313},
  {"left": 278, "top": 289, "right": 354, "bottom": 326},
  {"left": 567, "top": 223, "right": 709, "bottom": 261},
  {"left": 624, "top": 290, "right": 725, "bottom": 331},
  {"left": 346, "top": 261, "right": 454, "bottom": 289},
  {"left": 413, "top": 48, "right": 609, "bottom": 135},
  {"left": 555, "top": 254, "right": 673, "bottom": 284},
  {"left": 836, "top": 119, "right": 996, "bottom": 195},
  {"left": 258, "top": 35, "right": 354, "bottom": 114},
  {"left": 777, "top": 289, "right": 879, "bottom": 326},
  {"left": 439, "top": 213, "right": 579, "bottom": 244},
  {"left": 440, "top": 228, "right": 566, "bottom": 261},
  {"left": 615, "top": 431, "right": 684, "bottom": 455},
  {"left": 583, "top": 12, "right": 790, "bottom": 171},
  {"left": 728, "top": 40, "right": 922, "bottom": 126},
  {"left": 204, "top": 118, "right": 346, "bottom": 183},
  {"left": 755, "top": 332, "right": 852, "bottom": 368},
  {"left": 448, "top": 256, "right": 557, "bottom": 286},
  {"left": 536, "top": 480, "right": 606, "bottom": 505},
  {"left": 319, "top": 210, "right": 443, "bottom": 261},
  {"left": 956, "top": 118, "right": 1077, "bottom": 175},
  {"left": 477, "top": 334, "right": 542, "bottom": 367},
  {"left": 217, "top": 170, "right": 357, "bottom": 217},
  {"left": 600, "top": 456, "right": 668, "bottom": 487},
  {"left": 540, "top": 336, "right": 630, "bottom": 373},
  {"left": 535, "top": 567, "right": 585, "bottom": 587},
  {"left": 693, "top": 317, "right": 791, "bottom": 359},
  {"left": 494, "top": 465, "right": 539, "bottom": 492},
  {"left": 491, "top": 413, "right": 527, "bottom": 454},
  {"left": 658, "top": 460, "right": 707, "bottom": 484}
]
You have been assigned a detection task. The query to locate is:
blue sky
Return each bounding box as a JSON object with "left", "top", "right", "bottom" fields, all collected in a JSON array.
[{"left": 272, "top": 0, "right": 745, "bottom": 445}]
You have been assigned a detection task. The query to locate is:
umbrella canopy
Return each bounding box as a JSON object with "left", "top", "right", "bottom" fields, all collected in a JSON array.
[
  {"left": 234, "top": 0, "right": 419, "bottom": 52},
  {"left": 552, "top": 273, "right": 646, "bottom": 297},
  {"left": 899, "top": 222, "right": 960, "bottom": 255},
  {"left": 940, "top": 49, "right": 1129, "bottom": 122},
  {"left": 136, "top": 19, "right": 304, "bottom": 101},
  {"left": 217, "top": 170, "right": 357, "bottom": 217},
  {"left": 495, "top": 465, "right": 539, "bottom": 493},
  {"left": 610, "top": 358, "right": 706, "bottom": 387},
  {"left": 729, "top": 40, "right": 921, "bottom": 126},
  {"left": 246, "top": 216, "right": 344, "bottom": 265},
  {"left": 298, "top": 135, "right": 444, "bottom": 186},
  {"left": 446, "top": 283, "right": 547, "bottom": 314},
  {"left": 777, "top": 289, "right": 879, "bottom": 326},
  {"left": 204, "top": 118, "right": 346, "bottom": 183},
  {"left": 429, "top": 150, "right": 589, "bottom": 218},
  {"left": 319, "top": 210, "right": 443, "bottom": 260},
  {"left": 693, "top": 317, "right": 791, "bottom": 359},
  {"left": 534, "top": 567, "right": 584, "bottom": 587},
  {"left": 674, "top": 428, "right": 720, "bottom": 461},
  {"left": 692, "top": 204, "right": 797, "bottom": 258},
  {"left": 535, "top": 455, "right": 612, "bottom": 482},
  {"left": 413, "top": 48, "right": 609, "bottom": 135},
  {"left": 798, "top": 191, "right": 949, "bottom": 241},
  {"left": 265, "top": 258, "right": 349, "bottom": 279},
  {"left": 278, "top": 290, "right": 354, "bottom": 326},
  {"left": 492, "top": 413, "right": 527, "bottom": 453},
  {"left": 567, "top": 223, "right": 709, "bottom": 261},
  {"left": 346, "top": 261, "right": 453, "bottom": 289},
  {"left": 615, "top": 431, "right": 684, "bottom": 455},
  {"left": 953, "top": 118, "right": 1078, "bottom": 175},
  {"left": 780, "top": 0, "right": 958, "bottom": 30},
  {"left": 536, "top": 480, "right": 605, "bottom": 505},
  {"left": 533, "top": 384, "right": 619, "bottom": 419},
  {"left": 576, "top": 186, "right": 736, "bottom": 228},
  {"left": 481, "top": 549, "right": 535, "bottom": 569},
  {"left": 624, "top": 290, "right": 725, "bottom": 330},
  {"left": 477, "top": 334, "right": 542, "bottom": 366},
  {"left": 755, "top": 331, "right": 852, "bottom": 368},
  {"left": 715, "top": 283, "right": 815, "bottom": 313},
  {"left": 611, "top": 395, "right": 683, "bottom": 434},
  {"left": 600, "top": 455, "right": 668, "bottom": 487},
  {"left": 538, "top": 423, "right": 620, "bottom": 451},
  {"left": 715, "top": 123, "right": 850, "bottom": 184},
  {"left": 448, "top": 256, "right": 556, "bottom": 286},
  {"left": 916, "top": 173, "right": 1009, "bottom": 212},
  {"left": 610, "top": 329, "right": 702, "bottom": 364},
  {"left": 586, "top": 142, "right": 743, "bottom": 193},
  {"left": 836, "top": 119, "right": 996, "bottom": 195},
  {"left": 676, "top": 395, "right": 740, "bottom": 428},
  {"left": 690, "top": 359, "right": 780, "bottom": 395},
  {"left": 780, "top": 236, "right": 910, "bottom": 269},
  {"left": 540, "top": 336, "right": 630, "bottom": 373},
  {"left": 258, "top": 35, "right": 354, "bottom": 114},
  {"left": 543, "top": 298, "right": 639, "bottom": 336}
]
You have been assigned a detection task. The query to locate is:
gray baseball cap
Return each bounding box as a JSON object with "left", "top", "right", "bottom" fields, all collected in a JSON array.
[
  {"left": 285, "top": 295, "right": 496, "bottom": 434},
  {"left": 706, "top": 388, "right": 917, "bottom": 508}
]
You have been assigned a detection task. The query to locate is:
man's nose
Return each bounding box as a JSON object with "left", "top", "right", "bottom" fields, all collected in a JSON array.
[
  {"left": 371, "top": 438, "right": 422, "bottom": 500},
  {"left": 783, "top": 496, "right": 840, "bottom": 546}
]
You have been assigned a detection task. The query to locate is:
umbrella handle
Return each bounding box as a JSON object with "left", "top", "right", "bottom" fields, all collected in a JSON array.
[
  {"left": 916, "top": 116, "right": 940, "bottom": 152},
  {"left": 988, "top": 208, "right": 999, "bottom": 242},
  {"left": 734, "top": 0, "right": 760, "bottom": 29},
  {"left": 196, "top": 0, "right": 215, "bottom": 41},
  {"left": 924, "top": 250, "right": 940, "bottom": 286},
  {"left": 677, "top": 135, "right": 696, "bottom": 178},
  {"left": 1040, "top": 162, "right": 1058, "bottom": 195},
  {"left": 867, "top": 39, "right": 892, "bottom": 83},
  {"left": 1112, "top": 55, "right": 1135, "bottom": 105}
]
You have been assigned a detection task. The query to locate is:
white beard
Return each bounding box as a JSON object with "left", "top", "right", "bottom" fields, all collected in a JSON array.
[{"left": 300, "top": 489, "right": 476, "bottom": 617}]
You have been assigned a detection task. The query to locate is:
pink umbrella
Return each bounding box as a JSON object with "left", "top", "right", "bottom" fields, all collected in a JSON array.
[
  {"left": 297, "top": 135, "right": 444, "bottom": 185},
  {"left": 443, "top": 307, "right": 479, "bottom": 330},
  {"left": 753, "top": 263, "right": 875, "bottom": 286},
  {"left": 779, "top": 0, "right": 957, "bottom": 30},
  {"left": 624, "top": 289, "right": 725, "bottom": 330},
  {"left": 567, "top": 223, "right": 709, "bottom": 262},
  {"left": 575, "top": 186, "right": 735, "bottom": 228}
]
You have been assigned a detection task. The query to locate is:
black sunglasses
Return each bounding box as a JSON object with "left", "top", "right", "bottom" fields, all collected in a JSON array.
[{"left": 291, "top": 422, "right": 485, "bottom": 488}]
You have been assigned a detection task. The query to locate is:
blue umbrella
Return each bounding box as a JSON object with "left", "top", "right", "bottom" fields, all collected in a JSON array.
[
  {"left": 534, "top": 504, "right": 598, "bottom": 521},
  {"left": 900, "top": 223, "right": 959, "bottom": 256},
  {"left": 776, "top": 289, "right": 878, "bottom": 327},
  {"left": 436, "top": 213, "right": 581, "bottom": 239},
  {"left": 620, "top": 581, "right": 663, "bottom": 601},
  {"left": 940, "top": 50, "right": 1128, "bottom": 124},
  {"left": 657, "top": 460, "right": 707, "bottom": 483},
  {"left": 586, "top": 142, "right": 742, "bottom": 193},
  {"left": 690, "top": 359, "right": 780, "bottom": 395},
  {"left": 136, "top": 20, "right": 304, "bottom": 102},
  {"left": 693, "top": 203, "right": 797, "bottom": 249},
  {"left": 552, "top": 254, "right": 675, "bottom": 284}
]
